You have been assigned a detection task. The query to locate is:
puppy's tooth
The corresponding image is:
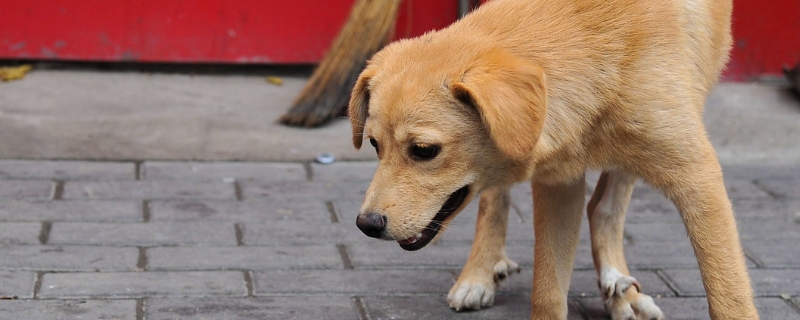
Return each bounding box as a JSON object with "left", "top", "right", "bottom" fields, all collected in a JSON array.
[{"left": 416, "top": 232, "right": 423, "bottom": 239}]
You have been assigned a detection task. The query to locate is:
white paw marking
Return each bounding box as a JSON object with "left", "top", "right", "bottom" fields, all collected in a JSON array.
[
  {"left": 600, "top": 268, "right": 665, "bottom": 320},
  {"left": 447, "top": 257, "right": 520, "bottom": 311}
]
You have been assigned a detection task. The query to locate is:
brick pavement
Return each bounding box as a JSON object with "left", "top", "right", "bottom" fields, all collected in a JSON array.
[{"left": 0, "top": 160, "right": 798, "bottom": 319}]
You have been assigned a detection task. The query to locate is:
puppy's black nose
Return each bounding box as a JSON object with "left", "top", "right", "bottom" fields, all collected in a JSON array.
[{"left": 356, "top": 212, "right": 386, "bottom": 238}]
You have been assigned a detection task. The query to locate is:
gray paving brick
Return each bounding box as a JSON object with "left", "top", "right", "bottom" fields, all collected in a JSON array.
[
  {"left": 0, "top": 300, "right": 136, "bottom": 320},
  {"left": 332, "top": 199, "right": 363, "bottom": 223},
  {"left": 148, "top": 245, "right": 343, "bottom": 271},
  {"left": 624, "top": 194, "right": 682, "bottom": 223},
  {"left": 624, "top": 241, "right": 702, "bottom": 269},
  {"left": 347, "top": 241, "right": 594, "bottom": 270},
  {"left": 0, "top": 200, "right": 141, "bottom": 222},
  {"left": 0, "top": 271, "right": 34, "bottom": 298},
  {"left": 240, "top": 221, "right": 363, "bottom": 245},
  {"left": 664, "top": 269, "right": 800, "bottom": 296},
  {"left": 362, "top": 296, "right": 586, "bottom": 320},
  {"left": 436, "top": 214, "right": 591, "bottom": 244},
  {"left": 492, "top": 269, "right": 674, "bottom": 298},
  {"left": 625, "top": 221, "right": 800, "bottom": 243},
  {"left": 755, "top": 298, "right": 800, "bottom": 319},
  {"left": 619, "top": 222, "right": 692, "bottom": 244},
  {"left": 0, "top": 223, "right": 41, "bottom": 245},
  {"left": 147, "top": 296, "right": 359, "bottom": 320},
  {"left": 725, "top": 178, "right": 773, "bottom": 199},
  {"left": 311, "top": 161, "right": 377, "bottom": 182},
  {"left": 242, "top": 180, "right": 368, "bottom": 200},
  {"left": 745, "top": 240, "right": 800, "bottom": 267},
  {"left": 721, "top": 164, "right": 800, "bottom": 181},
  {"left": 143, "top": 161, "right": 306, "bottom": 181},
  {"left": 63, "top": 180, "right": 236, "bottom": 200},
  {"left": 150, "top": 199, "right": 329, "bottom": 222},
  {"left": 347, "top": 241, "right": 480, "bottom": 269},
  {"left": 48, "top": 222, "right": 236, "bottom": 246},
  {"left": 39, "top": 271, "right": 246, "bottom": 299},
  {"left": 583, "top": 297, "right": 800, "bottom": 320},
  {"left": 254, "top": 269, "right": 454, "bottom": 295},
  {"left": 0, "top": 245, "right": 139, "bottom": 271},
  {"left": 738, "top": 221, "right": 800, "bottom": 241},
  {"left": 0, "top": 180, "right": 53, "bottom": 199},
  {"left": 0, "top": 160, "right": 135, "bottom": 180},
  {"left": 732, "top": 198, "right": 796, "bottom": 221},
  {"left": 758, "top": 179, "right": 800, "bottom": 199}
]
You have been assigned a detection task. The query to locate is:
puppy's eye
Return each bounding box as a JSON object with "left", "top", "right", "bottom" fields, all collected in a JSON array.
[
  {"left": 369, "top": 138, "right": 379, "bottom": 153},
  {"left": 410, "top": 144, "right": 441, "bottom": 161}
]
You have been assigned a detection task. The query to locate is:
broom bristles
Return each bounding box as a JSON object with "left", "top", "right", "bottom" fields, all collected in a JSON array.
[{"left": 279, "top": 0, "right": 403, "bottom": 128}]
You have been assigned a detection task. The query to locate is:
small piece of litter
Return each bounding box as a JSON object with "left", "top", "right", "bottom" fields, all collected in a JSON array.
[
  {"left": 0, "top": 64, "right": 33, "bottom": 82},
  {"left": 266, "top": 76, "right": 283, "bottom": 86},
  {"left": 316, "top": 152, "right": 336, "bottom": 164}
]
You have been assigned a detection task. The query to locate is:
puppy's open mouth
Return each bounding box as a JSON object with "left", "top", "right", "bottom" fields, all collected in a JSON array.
[{"left": 397, "top": 185, "right": 470, "bottom": 251}]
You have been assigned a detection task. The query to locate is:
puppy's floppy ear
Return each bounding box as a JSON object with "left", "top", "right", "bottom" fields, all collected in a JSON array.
[
  {"left": 450, "top": 49, "right": 547, "bottom": 161},
  {"left": 348, "top": 68, "right": 375, "bottom": 149}
]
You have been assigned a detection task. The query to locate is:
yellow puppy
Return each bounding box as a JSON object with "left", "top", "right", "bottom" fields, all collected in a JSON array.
[{"left": 349, "top": 0, "right": 758, "bottom": 319}]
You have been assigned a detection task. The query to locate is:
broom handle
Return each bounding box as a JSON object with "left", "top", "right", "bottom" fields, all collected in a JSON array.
[{"left": 459, "top": 0, "right": 481, "bottom": 18}]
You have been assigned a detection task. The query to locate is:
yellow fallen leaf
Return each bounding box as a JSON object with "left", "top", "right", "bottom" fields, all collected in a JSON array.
[
  {"left": 0, "top": 64, "right": 33, "bottom": 82},
  {"left": 266, "top": 76, "right": 283, "bottom": 86}
]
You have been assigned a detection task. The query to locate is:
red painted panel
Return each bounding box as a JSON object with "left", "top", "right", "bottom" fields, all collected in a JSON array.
[
  {"left": 1, "top": 0, "right": 798, "bottom": 80},
  {"left": 726, "top": 0, "right": 800, "bottom": 80},
  {"left": 0, "top": 0, "right": 456, "bottom": 63}
]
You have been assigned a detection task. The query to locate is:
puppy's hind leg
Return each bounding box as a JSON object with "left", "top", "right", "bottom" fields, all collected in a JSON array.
[
  {"left": 448, "top": 186, "right": 520, "bottom": 311},
  {"left": 587, "top": 170, "right": 664, "bottom": 320}
]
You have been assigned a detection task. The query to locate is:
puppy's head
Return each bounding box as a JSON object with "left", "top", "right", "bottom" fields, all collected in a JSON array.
[{"left": 349, "top": 40, "right": 547, "bottom": 251}]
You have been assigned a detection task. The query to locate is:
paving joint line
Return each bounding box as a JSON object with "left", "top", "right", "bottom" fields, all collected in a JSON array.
[
  {"left": 232, "top": 180, "right": 244, "bottom": 201},
  {"left": 743, "top": 248, "right": 766, "bottom": 268},
  {"left": 136, "top": 298, "right": 146, "bottom": 320},
  {"left": 510, "top": 201, "right": 527, "bottom": 223},
  {"left": 32, "top": 272, "right": 45, "bottom": 299},
  {"left": 353, "top": 296, "right": 371, "bottom": 320},
  {"left": 50, "top": 180, "right": 64, "bottom": 200},
  {"left": 303, "top": 162, "right": 313, "bottom": 182},
  {"left": 337, "top": 244, "right": 354, "bottom": 270},
  {"left": 234, "top": 223, "right": 245, "bottom": 246},
  {"left": 327, "top": 201, "right": 339, "bottom": 223},
  {"left": 39, "top": 221, "right": 52, "bottom": 245},
  {"left": 243, "top": 270, "right": 255, "bottom": 297},
  {"left": 142, "top": 200, "right": 151, "bottom": 222},
  {"left": 134, "top": 161, "right": 143, "bottom": 180},
  {"left": 570, "top": 298, "right": 592, "bottom": 320},
  {"left": 137, "top": 247, "right": 148, "bottom": 271},
  {"left": 753, "top": 179, "right": 784, "bottom": 200},
  {"left": 655, "top": 269, "right": 682, "bottom": 297},
  {"left": 784, "top": 295, "right": 800, "bottom": 316}
]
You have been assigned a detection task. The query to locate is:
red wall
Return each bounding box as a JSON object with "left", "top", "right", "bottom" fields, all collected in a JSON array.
[
  {"left": 1, "top": 0, "right": 797, "bottom": 80},
  {"left": 727, "top": 0, "right": 800, "bottom": 80},
  {"left": 0, "top": 0, "right": 457, "bottom": 64}
]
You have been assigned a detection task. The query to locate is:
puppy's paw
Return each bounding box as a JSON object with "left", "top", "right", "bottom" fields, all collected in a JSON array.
[
  {"left": 603, "top": 275, "right": 665, "bottom": 320},
  {"left": 447, "top": 257, "right": 520, "bottom": 311},
  {"left": 492, "top": 257, "right": 521, "bottom": 282},
  {"left": 447, "top": 277, "right": 495, "bottom": 311}
]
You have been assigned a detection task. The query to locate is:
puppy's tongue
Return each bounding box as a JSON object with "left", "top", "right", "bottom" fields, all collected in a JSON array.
[{"left": 397, "top": 233, "right": 423, "bottom": 246}]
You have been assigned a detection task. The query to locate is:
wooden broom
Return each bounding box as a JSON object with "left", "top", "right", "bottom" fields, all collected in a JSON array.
[{"left": 279, "top": 0, "right": 403, "bottom": 127}]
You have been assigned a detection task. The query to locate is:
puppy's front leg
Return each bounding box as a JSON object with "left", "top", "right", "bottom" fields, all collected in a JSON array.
[
  {"left": 587, "top": 170, "right": 664, "bottom": 320},
  {"left": 531, "top": 177, "right": 585, "bottom": 320},
  {"left": 448, "top": 186, "right": 520, "bottom": 311},
  {"left": 644, "top": 152, "right": 758, "bottom": 319}
]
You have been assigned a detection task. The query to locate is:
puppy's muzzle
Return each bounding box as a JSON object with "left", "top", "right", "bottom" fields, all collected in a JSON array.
[{"left": 356, "top": 212, "right": 387, "bottom": 239}]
